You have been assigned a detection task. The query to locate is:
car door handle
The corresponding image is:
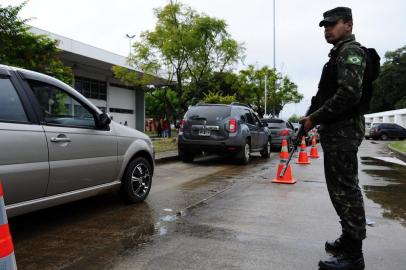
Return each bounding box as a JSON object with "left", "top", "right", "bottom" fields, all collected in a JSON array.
[{"left": 50, "top": 137, "right": 71, "bottom": 143}]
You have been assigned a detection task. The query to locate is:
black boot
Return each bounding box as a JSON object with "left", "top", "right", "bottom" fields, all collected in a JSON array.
[
  {"left": 319, "top": 239, "right": 365, "bottom": 270},
  {"left": 325, "top": 234, "right": 345, "bottom": 255}
]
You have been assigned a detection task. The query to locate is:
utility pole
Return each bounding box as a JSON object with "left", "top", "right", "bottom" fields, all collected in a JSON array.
[
  {"left": 264, "top": 75, "right": 267, "bottom": 117},
  {"left": 125, "top": 34, "right": 136, "bottom": 56},
  {"left": 273, "top": 0, "right": 277, "bottom": 118}
]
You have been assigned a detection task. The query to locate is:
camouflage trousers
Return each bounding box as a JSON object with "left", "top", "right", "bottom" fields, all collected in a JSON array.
[{"left": 323, "top": 147, "right": 366, "bottom": 240}]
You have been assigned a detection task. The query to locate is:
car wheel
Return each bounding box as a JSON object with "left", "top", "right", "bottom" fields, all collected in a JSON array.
[
  {"left": 179, "top": 150, "right": 194, "bottom": 163},
  {"left": 120, "top": 157, "right": 152, "bottom": 204},
  {"left": 239, "top": 141, "right": 251, "bottom": 164},
  {"left": 380, "top": 133, "right": 389, "bottom": 141},
  {"left": 260, "top": 139, "right": 271, "bottom": 158}
]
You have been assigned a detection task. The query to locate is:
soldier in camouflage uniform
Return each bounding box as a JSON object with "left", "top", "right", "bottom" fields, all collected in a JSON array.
[{"left": 301, "top": 7, "right": 366, "bottom": 270}]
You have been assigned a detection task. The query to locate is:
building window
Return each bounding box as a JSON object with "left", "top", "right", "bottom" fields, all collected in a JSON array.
[
  {"left": 74, "top": 76, "right": 107, "bottom": 100},
  {"left": 109, "top": 108, "right": 134, "bottom": 114}
]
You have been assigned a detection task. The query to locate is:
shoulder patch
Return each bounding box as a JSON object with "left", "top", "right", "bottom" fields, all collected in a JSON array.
[{"left": 346, "top": 54, "right": 363, "bottom": 65}]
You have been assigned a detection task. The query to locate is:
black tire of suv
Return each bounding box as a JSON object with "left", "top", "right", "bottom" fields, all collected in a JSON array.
[
  {"left": 260, "top": 139, "right": 271, "bottom": 158},
  {"left": 120, "top": 157, "right": 152, "bottom": 204},
  {"left": 179, "top": 150, "right": 194, "bottom": 163},
  {"left": 239, "top": 141, "right": 251, "bottom": 165},
  {"left": 380, "top": 133, "right": 389, "bottom": 141}
]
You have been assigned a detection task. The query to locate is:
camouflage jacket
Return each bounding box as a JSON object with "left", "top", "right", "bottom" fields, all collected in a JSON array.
[{"left": 310, "top": 35, "right": 366, "bottom": 150}]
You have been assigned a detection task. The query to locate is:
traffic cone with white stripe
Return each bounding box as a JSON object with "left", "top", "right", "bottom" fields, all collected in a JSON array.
[
  {"left": 0, "top": 181, "right": 17, "bottom": 270},
  {"left": 309, "top": 136, "right": 320, "bottom": 159},
  {"left": 272, "top": 142, "right": 296, "bottom": 184},
  {"left": 296, "top": 136, "right": 311, "bottom": 165},
  {"left": 279, "top": 139, "right": 289, "bottom": 159}
]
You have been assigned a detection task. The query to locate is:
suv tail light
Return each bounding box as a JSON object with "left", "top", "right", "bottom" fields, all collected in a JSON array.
[
  {"left": 229, "top": 118, "right": 237, "bottom": 133},
  {"left": 281, "top": 129, "right": 289, "bottom": 136},
  {"left": 179, "top": 119, "right": 187, "bottom": 135}
]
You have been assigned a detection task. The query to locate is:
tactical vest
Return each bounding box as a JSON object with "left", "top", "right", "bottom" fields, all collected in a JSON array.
[
  {"left": 316, "top": 40, "right": 362, "bottom": 122},
  {"left": 316, "top": 40, "right": 380, "bottom": 122}
]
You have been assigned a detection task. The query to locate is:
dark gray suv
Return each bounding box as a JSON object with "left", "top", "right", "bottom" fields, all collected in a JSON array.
[{"left": 178, "top": 103, "right": 271, "bottom": 164}]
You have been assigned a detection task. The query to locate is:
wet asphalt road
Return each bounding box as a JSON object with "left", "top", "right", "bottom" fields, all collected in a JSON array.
[{"left": 9, "top": 140, "right": 406, "bottom": 270}]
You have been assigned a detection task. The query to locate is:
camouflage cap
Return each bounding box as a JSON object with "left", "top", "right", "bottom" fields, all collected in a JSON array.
[{"left": 319, "top": 7, "right": 352, "bottom": 27}]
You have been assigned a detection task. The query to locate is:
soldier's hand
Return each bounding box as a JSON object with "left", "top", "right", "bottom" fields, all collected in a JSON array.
[{"left": 299, "top": 117, "right": 315, "bottom": 133}]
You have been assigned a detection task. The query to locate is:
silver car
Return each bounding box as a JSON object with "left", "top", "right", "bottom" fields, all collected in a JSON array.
[
  {"left": 261, "top": 118, "right": 296, "bottom": 150},
  {"left": 0, "top": 65, "right": 154, "bottom": 217}
]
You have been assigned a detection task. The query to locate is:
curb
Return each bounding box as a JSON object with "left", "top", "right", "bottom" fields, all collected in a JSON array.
[
  {"left": 387, "top": 144, "right": 406, "bottom": 158},
  {"left": 154, "top": 153, "right": 179, "bottom": 164}
]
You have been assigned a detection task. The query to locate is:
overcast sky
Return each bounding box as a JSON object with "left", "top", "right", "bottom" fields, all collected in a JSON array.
[{"left": 3, "top": 0, "right": 405, "bottom": 118}]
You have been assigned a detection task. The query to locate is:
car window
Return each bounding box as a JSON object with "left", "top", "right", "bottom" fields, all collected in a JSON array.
[
  {"left": 266, "top": 122, "right": 285, "bottom": 129},
  {"left": 186, "top": 106, "right": 231, "bottom": 122},
  {"left": 239, "top": 109, "right": 247, "bottom": 122},
  {"left": 244, "top": 110, "right": 255, "bottom": 125},
  {"left": 252, "top": 113, "right": 261, "bottom": 125},
  {"left": 0, "top": 77, "right": 28, "bottom": 123},
  {"left": 28, "top": 80, "right": 96, "bottom": 128}
]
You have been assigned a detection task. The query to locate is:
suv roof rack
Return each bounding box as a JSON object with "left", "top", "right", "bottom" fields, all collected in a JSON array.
[
  {"left": 194, "top": 102, "right": 228, "bottom": 106},
  {"left": 230, "top": 102, "right": 251, "bottom": 108}
]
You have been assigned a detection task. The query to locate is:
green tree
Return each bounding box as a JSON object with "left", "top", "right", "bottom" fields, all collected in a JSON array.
[
  {"left": 370, "top": 45, "right": 406, "bottom": 112},
  {"left": 0, "top": 2, "right": 72, "bottom": 84},
  {"left": 113, "top": 0, "right": 244, "bottom": 116},
  {"left": 202, "top": 90, "right": 236, "bottom": 104},
  {"left": 288, "top": 114, "right": 302, "bottom": 123},
  {"left": 145, "top": 86, "right": 182, "bottom": 121},
  {"left": 237, "top": 65, "right": 302, "bottom": 118}
]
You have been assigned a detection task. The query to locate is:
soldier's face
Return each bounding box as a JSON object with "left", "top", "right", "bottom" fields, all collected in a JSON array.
[{"left": 324, "top": 20, "right": 352, "bottom": 44}]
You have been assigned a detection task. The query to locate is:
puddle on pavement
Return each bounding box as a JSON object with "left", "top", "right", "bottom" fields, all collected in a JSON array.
[
  {"left": 10, "top": 194, "right": 157, "bottom": 270},
  {"left": 361, "top": 156, "right": 406, "bottom": 227}
]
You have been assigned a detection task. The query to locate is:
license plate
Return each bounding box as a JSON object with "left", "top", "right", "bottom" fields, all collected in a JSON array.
[{"left": 199, "top": 129, "right": 211, "bottom": 136}]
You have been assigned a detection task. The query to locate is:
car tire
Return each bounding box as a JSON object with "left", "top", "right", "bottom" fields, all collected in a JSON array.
[
  {"left": 380, "top": 133, "right": 389, "bottom": 141},
  {"left": 239, "top": 141, "right": 251, "bottom": 165},
  {"left": 120, "top": 157, "right": 152, "bottom": 204},
  {"left": 260, "top": 139, "right": 271, "bottom": 158},
  {"left": 179, "top": 150, "right": 194, "bottom": 163}
]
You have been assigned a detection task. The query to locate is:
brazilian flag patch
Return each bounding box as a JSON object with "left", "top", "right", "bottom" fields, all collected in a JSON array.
[{"left": 346, "top": 55, "right": 363, "bottom": 65}]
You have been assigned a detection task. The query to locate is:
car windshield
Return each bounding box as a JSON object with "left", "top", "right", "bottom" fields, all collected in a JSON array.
[{"left": 186, "top": 106, "right": 231, "bottom": 122}]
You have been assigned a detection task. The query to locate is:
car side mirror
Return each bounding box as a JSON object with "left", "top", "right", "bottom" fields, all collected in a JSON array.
[{"left": 97, "top": 112, "right": 111, "bottom": 128}]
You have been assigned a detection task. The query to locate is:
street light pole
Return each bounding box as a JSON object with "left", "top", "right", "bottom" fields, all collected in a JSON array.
[
  {"left": 273, "top": 0, "right": 277, "bottom": 118},
  {"left": 264, "top": 75, "right": 267, "bottom": 117},
  {"left": 273, "top": 0, "right": 276, "bottom": 72},
  {"left": 125, "top": 34, "right": 136, "bottom": 56}
]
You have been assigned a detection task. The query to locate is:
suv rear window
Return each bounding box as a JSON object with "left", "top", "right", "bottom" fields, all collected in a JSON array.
[
  {"left": 186, "top": 106, "right": 231, "bottom": 121},
  {"left": 263, "top": 120, "right": 285, "bottom": 129}
]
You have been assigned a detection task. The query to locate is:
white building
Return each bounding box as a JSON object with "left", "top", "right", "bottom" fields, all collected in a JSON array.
[
  {"left": 365, "top": 108, "right": 406, "bottom": 128},
  {"left": 30, "top": 26, "right": 157, "bottom": 131}
]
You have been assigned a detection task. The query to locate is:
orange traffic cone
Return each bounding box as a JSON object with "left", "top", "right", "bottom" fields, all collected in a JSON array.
[
  {"left": 272, "top": 145, "right": 296, "bottom": 184},
  {"left": 296, "top": 136, "right": 311, "bottom": 165},
  {"left": 0, "top": 181, "right": 17, "bottom": 270},
  {"left": 309, "top": 136, "right": 320, "bottom": 159},
  {"left": 279, "top": 139, "right": 289, "bottom": 159}
]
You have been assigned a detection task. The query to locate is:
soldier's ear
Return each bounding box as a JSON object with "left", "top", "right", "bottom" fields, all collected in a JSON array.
[{"left": 344, "top": 20, "right": 353, "bottom": 32}]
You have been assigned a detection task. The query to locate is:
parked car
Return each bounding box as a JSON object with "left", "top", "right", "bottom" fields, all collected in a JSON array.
[
  {"left": 305, "top": 126, "right": 320, "bottom": 145},
  {"left": 365, "top": 122, "right": 379, "bottom": 139},
  {"left": 261, "top": 118, "right": 296, "bottom": 150},
  {"left": 369, "top": 123, "right": 406, "bottom": 140},
  {"left": 178, "top": 103, "right": 271, "bottom": 164},
  {"left": 0, "top": 64, "right": 155, "bottom": 217}
]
